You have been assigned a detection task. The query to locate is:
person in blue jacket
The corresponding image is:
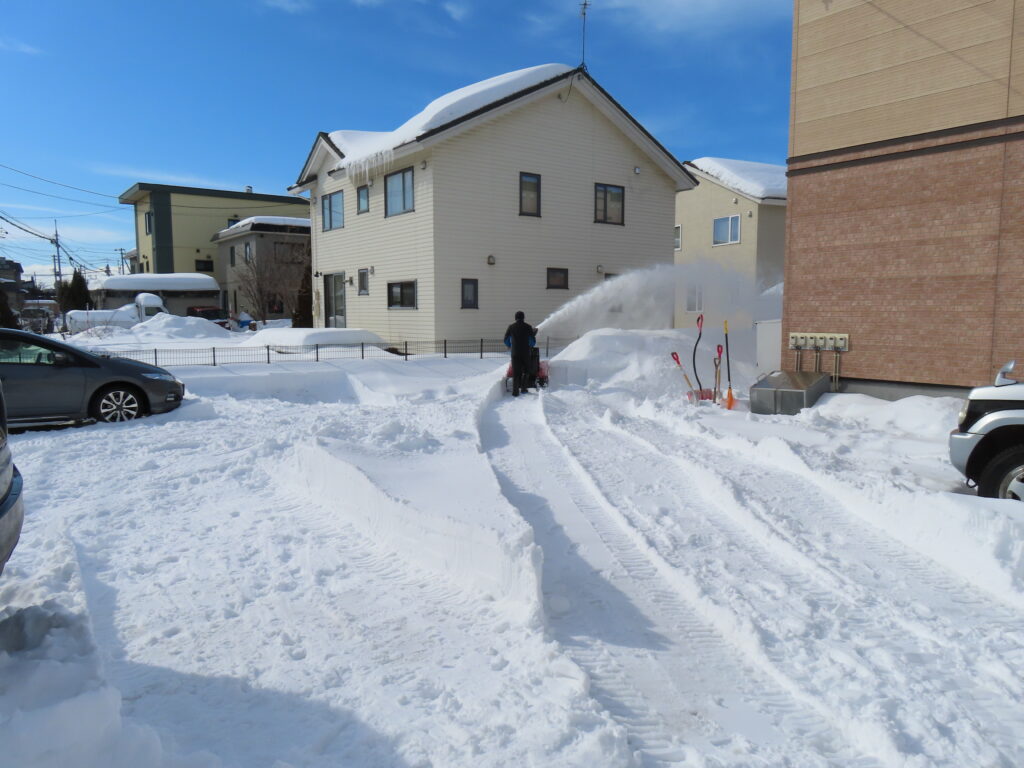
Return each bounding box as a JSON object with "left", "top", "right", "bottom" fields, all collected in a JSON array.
[{"left": 503, "top": 310, "right": 537, "bottom": 397}]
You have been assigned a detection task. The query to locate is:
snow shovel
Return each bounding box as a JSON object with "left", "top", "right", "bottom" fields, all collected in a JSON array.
[
  {"left": 713, "top": 344, "right": 723, "bottom": 404},
  {"left": 724, "top": 321, "right": 736, "bottom": 410},
  {"left": 670, "top": 352, "right": 698, "bottom": 403}
]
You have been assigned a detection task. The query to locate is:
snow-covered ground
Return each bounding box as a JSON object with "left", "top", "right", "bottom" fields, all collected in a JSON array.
[{"left": 3, "top": 326, "right": 1024, "bottom": 767}]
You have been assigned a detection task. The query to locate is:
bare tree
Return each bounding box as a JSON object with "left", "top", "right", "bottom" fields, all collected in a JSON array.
[{"left": 236, "top": 239, "right": 311, "bottom": 325}]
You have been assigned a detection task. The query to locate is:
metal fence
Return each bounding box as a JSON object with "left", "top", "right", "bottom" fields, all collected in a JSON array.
[{"left": 91, "top": 337, "right": 578, "bottom": 368}]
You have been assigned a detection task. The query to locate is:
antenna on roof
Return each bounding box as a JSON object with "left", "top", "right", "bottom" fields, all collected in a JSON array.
[{"left": 579, "top": 0, "right": 591, "bottom": 69}]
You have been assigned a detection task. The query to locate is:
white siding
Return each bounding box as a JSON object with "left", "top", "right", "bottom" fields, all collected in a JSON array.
[
  {"left": 432, "top": 88, "right": 677, "bottom": 340},
  {"left": 311, "top": 153, "right": 436, "bottom": 340}
]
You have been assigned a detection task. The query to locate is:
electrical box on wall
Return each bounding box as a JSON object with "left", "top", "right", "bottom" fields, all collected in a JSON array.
[{"left": 788, "top": 332, "right": 849, "bottom": 351}]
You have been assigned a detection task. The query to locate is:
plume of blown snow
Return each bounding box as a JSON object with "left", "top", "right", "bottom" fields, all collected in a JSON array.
[{"left": 538, "top": 265, "right": 676, "bottom": 338}]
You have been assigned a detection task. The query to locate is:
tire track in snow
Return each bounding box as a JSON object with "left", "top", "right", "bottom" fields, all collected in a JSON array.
[
  {"left": 481, "top": 393, "right": 877, "bottom": 767},
  {"left": 544, "top": 391, "right": 1024, "bottom": 767}
]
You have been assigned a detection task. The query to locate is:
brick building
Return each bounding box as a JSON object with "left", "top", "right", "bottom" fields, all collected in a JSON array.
[{"left": 784, "top": 0, "right": 1023, "bottom": 390}]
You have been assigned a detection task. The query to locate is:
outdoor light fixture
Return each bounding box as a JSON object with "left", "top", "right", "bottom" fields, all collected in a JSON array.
[
  {"left": 633, "top": 166, "right": 641, "bottom": 174},
  {"left": 487, "top": 254, "right": 496, "bottom": 265},
  {"left": 369, "top": 266, "right": 375, "bottom": 274},
  {"left": 348, "top": 276, "right": 354, "bottom": 285},
  {"left": 596, "top": 264, "right": 604, "bottom": 273},
  {"left": 421, "top": 160, "right": 428, "bottom": 169},
  {"left": 314, "top": 270, "right": 322, "bottom": 277}
]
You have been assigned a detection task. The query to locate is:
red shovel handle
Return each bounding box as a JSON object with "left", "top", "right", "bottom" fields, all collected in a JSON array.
[
  {"left": 696, "top": 313, "right": 704, "bottom": 331},
  {"left": 670, "top": 351, "right": 681, "bottom": 366},
  {"left": 717, "top": 344, "right": 723, "bottom": 359}
]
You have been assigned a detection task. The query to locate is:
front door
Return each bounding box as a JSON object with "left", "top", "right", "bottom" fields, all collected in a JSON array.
[{"left": 324, "top": 272, "right": 346, "bottom": 328}]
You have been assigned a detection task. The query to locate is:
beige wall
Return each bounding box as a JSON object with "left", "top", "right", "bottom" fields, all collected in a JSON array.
[
  {"left": 791, "top": 0, "right": 1023, "bottom": 156},
  {"left": 431, "top": 86, "right": 677, "bottom": 341},
  {"left": 673, "top": 177, "right": 785, "bottom": 336},
  {"left": 311, "top": 149, "right": 437, "bottom": 340}
]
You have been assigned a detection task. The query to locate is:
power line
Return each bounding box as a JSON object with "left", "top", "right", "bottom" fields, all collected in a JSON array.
[
  {"left": 0, "top": 162, "right": 119, "bottom": 199},
  {"left": 15, "top": 207, "right": 124, "bottom": 220},
  {"left": 0, "top": 182, "right": 120, "bottom": 207}
]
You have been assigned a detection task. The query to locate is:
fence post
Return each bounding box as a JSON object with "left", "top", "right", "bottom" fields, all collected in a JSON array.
[
  {"left": 266, "top": 345, "right": 271, "bottom": 364},
  {"left": 153, "top": 349, "right": 158, "bottom": 366},
  {"left": 212, "top": 347, "right": 217, "bottom": 366},
  {"left": 404, "top": 341, "right": 408, "bottom": 361},
  {"left": 479, "top": 339, "right": 483, "bottom": 359},
  {"left": 444, "top": 339, "right": 447, "bottom": 359},
  {"left": 315, "top": 343, "right": 319, "bottom": 362},
  {"left": 361, "top": 342, "right": 365, "bottom": 360}
]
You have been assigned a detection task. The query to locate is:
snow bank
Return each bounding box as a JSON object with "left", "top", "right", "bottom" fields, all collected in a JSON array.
[
  {"left": 239, "top": 327, "right": 383, "bottom": 347},
  {"left": 129, "top": 314, "right": 232, "bottom": 341},
  {"left": 101, "top": 273, "right": 220, "bottom": 292},
  {"left": 690, "top": 157, "right": 787, "bottom": 200},
  {"left": 331, "top": 64, "right": 572, "bottom": 179}
]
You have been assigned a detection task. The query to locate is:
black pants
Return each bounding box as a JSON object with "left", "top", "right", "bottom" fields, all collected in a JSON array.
[{"left": 511, "top": 356, "right": 530, "bottom": 394}]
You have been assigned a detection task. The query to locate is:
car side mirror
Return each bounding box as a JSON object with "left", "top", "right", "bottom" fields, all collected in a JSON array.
[
  {"left": 52, "top": 351, "right": 71, "bottom": 366},
  {"left": 996, "top": 360, "right": 1017, "bottom": 387}
]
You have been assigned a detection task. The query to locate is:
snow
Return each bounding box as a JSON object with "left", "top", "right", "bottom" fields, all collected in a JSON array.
[
  {"left": 100, "top": 273, "right": 221, "bottom": 292},
  {"left": 67, "top": 313, "right": 233, "bottom": 348},
  {"left": 238, "top": 327, "right": 383, "bottom": 348},
  {"left": 5, "top": 322, "right": 1024, "bottom": 767},
  {"left": 218, "top": 216, "right": 310, "bottom": 234},
  {"left": 329, "top": 64, "right": 572, "bottom": 178},
  {"left": 691, "top": 156, "right": 787, "bottom": 200}
]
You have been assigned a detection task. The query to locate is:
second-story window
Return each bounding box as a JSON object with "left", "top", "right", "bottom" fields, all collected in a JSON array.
[
  {"left": 321, "top": 191, "right": 344, "bottom": 231},
  {"left": 144, "top": 211, "right": 153, "bottom": 235},
  {"left": 244, "top": 242, "right": 252, "bottom": 263},
  {"left": 674, "top": 225, "right": 681, "bottom": 250},
  {"left": 594, "top": 183, "right": 624, "bottom": 225},
  {"left": 357, "top": 185, "right": 369, "bottom": 214},
  {"left": 713, "top": 215, "right": 740, "bottom": 245},
  {"left": 358, "top": 268, "right": 369, "bottom": 295},
  {"left": 229, "top": 246, "right": 236, "bottom": 267},
  {"left": 385, "top": 168, "right": 414, "bottom": 217},
  {"left": 519, "top": 173, "right": 541, "bottom": 216}
]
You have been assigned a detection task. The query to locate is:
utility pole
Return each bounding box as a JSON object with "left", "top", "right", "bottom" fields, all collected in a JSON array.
[
  {"left": 52, "top": 220, "right": 63, "bottom": 285},
  {"left": 117, "top": 247, "right": 127, "bottom": 274}
]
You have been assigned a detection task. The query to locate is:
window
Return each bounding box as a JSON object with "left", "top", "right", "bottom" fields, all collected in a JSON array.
[
  {"left": 387, "top": 280, "right": 417, "bottom": 308},
  {"left": 144, "top": 211, "right": 153, "bottom": 235},
  {"left": 385, "top": 167, "right": 414, "bottom": 216},
  {"left": 713, "top": 215, "right": 740, "bottom": 245},
  {"left": 244, "top": 242, "right": 252, "bottom": 263},
  {"left": 357, "top": 185, "right": 369, "bottom": 214},
  {"left": 674, "top": 225, "right": 681, "bottom": 250},
  {"left": 686, "top": 283, "right": 703, "bottom": 313},
  {"left": 227, "top": 217, "right": 240, "bottom": 227},
  {"left": 519, "top": 173, "right": 541, "bottom": 216},
  {"left": 229, "top": 246, "right": 236, "bottom": 267},
  {"left": 461, "top": 278, "right": 478, "bottom": 309},
  {"left": 358, "top": 268, "right": 369, "bottom": 295},
  {"left": 0, "top": 340, "right": 59, "bottom": 365},
  {"left": 321, "top": 191, "right": 344, "bottom": 231},
  {"left": 195, "top": 259, "right": 214, "bottom": 272},
  {"left": 594, "top": 183, "right": 624, "bottom": 225},
  {"left": 547, "top": 268, "right": 568, "bottom": 289}
]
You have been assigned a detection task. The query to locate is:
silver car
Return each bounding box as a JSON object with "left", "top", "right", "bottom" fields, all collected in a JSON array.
[{"left": 949, "top": 361, "right": 1024, "bottom": 499}]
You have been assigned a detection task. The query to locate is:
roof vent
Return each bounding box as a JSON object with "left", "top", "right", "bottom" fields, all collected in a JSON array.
[{"left": 245, "top": 185, "right": 253, "bottom": 194}]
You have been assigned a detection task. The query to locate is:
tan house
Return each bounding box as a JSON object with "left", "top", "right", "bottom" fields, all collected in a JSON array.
[
  {"left": 785, "top": 0, "right": 1023, "bottom": 390},
  {"left": 674, "top": 157, "right": 786, "bottom": 347},
  {"left": 118, "top": 183, "right": 309, "bottom": 290},
  {"left": 290, "top": 64, "right": 696, "bottom": 341},
  {"left": 211, "top": 216, "right": 311, "bottom": 320}
]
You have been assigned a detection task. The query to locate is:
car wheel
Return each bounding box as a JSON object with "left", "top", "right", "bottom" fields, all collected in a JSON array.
[
  {"left": 91, "top": 386, "right": 145, "bottom": 423},
  {"left": 977, "top": 446, "right": 1024, "bottom": 500}
]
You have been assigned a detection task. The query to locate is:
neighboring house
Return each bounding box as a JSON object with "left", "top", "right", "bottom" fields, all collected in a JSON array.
[
  {"left": 125, "top": 248, "right": 139, "bottom": 274},
  {"left": 94, "top": 273, "right": 221, "bottom": 315},
  {"left": 674, "top": 157, "right": 786, "bottom": 339},
  {"left": 118, "top": 183, "right": 309, "bottom": 293},
  {"left": 290, "top": 63, "right": 696, "bottom": 341},
  {"left": 785, "top": 0, "right": 1023, "bottom": 390},
  {"left": 211, "top": 216, "right": 311, "bottom": 320},
  {"left": 0, "top": 258, "right": 24, "bottom": 310}
]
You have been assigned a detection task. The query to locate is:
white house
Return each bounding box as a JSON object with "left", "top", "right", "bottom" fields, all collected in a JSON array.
[{"left": 291, "top": 64, "right": 696, "bottom": 341}]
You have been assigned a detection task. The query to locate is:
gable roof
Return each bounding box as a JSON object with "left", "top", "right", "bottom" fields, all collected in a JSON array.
[
  {"left": 292, "top": 64, "right": 696, "bottom": 192},
  {"left": 684, "top": 157, "right": 787, "bottom": 203}
]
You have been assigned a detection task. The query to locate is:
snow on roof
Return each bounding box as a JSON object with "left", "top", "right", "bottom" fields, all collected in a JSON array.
[
  {"left": 220, "top": 216, "right": 310, "bottom": 234},
  {"left": 101, "top": 273, "right": 221, "bottom": 292},
  {"left": 328, "top": 64, "right": 573, "bottom": 176},
  {"left": 689, "top": 157, "right": 787, "bottom": 201}
]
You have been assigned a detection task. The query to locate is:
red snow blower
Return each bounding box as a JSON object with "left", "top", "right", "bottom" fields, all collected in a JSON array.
[{"left": 504, "top": 347, "right": 549, "bottom": 393}]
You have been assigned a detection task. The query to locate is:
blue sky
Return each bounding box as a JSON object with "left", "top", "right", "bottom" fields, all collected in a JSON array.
[{"left": 0, "top": 0, "right": 792, "bottom": 285}]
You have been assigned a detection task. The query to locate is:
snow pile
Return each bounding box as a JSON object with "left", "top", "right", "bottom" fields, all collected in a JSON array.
[
  {"left": 219, "top": 216, "right": 309, "bottom": 233},
  {"left": 101, "top": 273, "right": 220, "bottom": 292},
  {"left": 331, "top": 64, "right": 572, "bottom": 180},
  {"left": 239, "top": 327, "right": 383, "bottom": 348},
  {"left": 690, "top": 157, "right": 787, "bottom": 200},
  {"left": 129, "top": 314, "right": 232, "bottom": 341}
]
